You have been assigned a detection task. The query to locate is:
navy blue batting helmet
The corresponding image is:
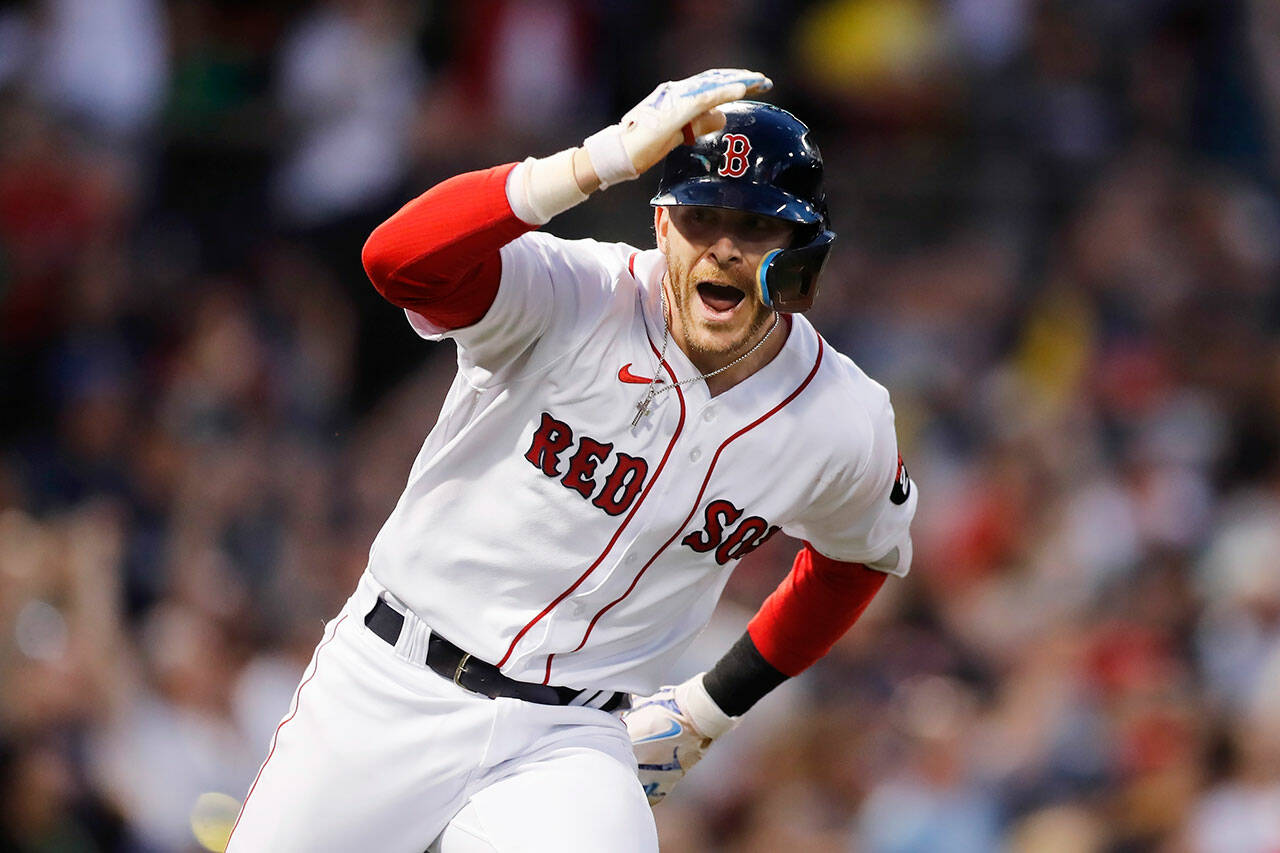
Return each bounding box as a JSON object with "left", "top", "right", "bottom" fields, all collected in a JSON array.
[{"left": 651, "top": 101, "right": 835, "bottom": 313}]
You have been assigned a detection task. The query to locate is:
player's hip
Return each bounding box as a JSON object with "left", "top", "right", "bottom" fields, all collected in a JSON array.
[{"left": 344, "top": 571, "right": 631, "bottom": 717}]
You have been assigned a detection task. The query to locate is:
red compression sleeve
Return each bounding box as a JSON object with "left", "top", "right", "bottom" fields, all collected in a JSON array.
[
  {"left": 747, "top": 543, "right": 888, "bottom": 677},
  {"left": 360, "top": 162, "right": 537, "bottom": 330}
]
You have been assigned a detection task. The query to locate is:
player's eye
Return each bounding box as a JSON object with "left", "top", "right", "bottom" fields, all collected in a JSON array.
[
  {"left": 679, "top": 208, "right": 721, "bottom": 234},
  {"left": 745, "top": 216, "right": 786, "bottom": 240}
]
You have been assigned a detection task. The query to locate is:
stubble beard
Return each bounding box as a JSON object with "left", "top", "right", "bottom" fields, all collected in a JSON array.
[
  {"left": 681, "top": 298, "right": 773, "bottom": 363},
  {"left": 665, "top": 259, "right": 774, "bottom": 366}
]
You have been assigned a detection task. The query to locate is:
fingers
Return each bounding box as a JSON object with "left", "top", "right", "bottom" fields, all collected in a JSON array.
[
  {"left": 680, "top": 69, "right": 772, "bottom": 112},
  {"left": 680, "top": 68, "right": 772, "bottom": 96},
  {"left": 688, "top": 81, "right": 746, "bottom": 116},
  {"left": 688, "top": 108, "right": 726, "bottom": 139},
  {"left": 612, "top": 69, "right": 773, "bottom": 176}
]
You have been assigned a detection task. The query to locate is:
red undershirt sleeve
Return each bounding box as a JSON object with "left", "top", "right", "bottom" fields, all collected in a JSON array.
[
  {"left": 360, "top": 162, "right": 537, "bottom": 331},
  {"left": 746, "top": 542, "right": 888, "bottom": 677}
]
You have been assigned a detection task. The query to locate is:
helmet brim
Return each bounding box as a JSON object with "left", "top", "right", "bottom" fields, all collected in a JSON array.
[{"left": 651, "top": 178, "right": 822, "bottom": 225}]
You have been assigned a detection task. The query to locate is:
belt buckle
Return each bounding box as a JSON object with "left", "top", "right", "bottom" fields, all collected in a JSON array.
[{"left": 453, "top": 652, "right": 472, "bottom": 687}]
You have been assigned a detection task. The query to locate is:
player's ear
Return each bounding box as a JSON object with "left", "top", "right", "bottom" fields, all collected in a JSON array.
[{"left": 654, "top": 207, "right": 668, "bottom": 251}]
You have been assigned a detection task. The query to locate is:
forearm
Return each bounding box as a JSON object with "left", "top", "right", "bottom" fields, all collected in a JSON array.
[
  {"left": 361, "top": 67, "right": 763, "bottom": 332},
  {"left": 704, "top": 544, "right": 888, "bottom": 715}
]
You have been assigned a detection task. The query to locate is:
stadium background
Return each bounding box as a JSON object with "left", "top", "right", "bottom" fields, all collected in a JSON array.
[{"left": 2, "top": 0, "right": 1279, "bottom": 850}]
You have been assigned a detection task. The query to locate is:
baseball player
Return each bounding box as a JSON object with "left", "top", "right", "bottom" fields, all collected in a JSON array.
[{"left": 228, "top": 68, "right": 915, "bottom": 852}]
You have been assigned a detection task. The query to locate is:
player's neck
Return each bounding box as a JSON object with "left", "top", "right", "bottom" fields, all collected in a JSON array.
[{"left": 699, "top": 321, "right": 788, "bottom": 396}]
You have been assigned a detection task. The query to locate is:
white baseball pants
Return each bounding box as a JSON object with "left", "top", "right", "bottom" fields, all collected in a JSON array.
[{"left": 227, "top": 572, "right": 657, "bottom": 852}]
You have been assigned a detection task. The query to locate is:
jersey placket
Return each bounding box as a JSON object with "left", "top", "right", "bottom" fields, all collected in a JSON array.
[
  {"left": 531, "top": 322, "right": 725, "bottom": 685},
  {"left": 499, "top": 329, "right": 691, "bottom": 682},
  {"left": 538, "top": 395, "right": 750, "bottom": 682},
  {"left": 548, "top": 333, "right": 827, "bottom": 683}
]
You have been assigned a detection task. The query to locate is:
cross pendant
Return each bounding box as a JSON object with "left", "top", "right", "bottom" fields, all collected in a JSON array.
[
  {"left": 631, "top": 397, "right": 650, "bottom": 428},
  {"left": 631, "top": 388, "right": 657, "bottom": 428}
]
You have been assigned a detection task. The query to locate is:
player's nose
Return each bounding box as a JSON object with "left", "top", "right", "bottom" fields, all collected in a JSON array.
[{"left": 706, "top": 233, "right": 743, "bottom": 267}]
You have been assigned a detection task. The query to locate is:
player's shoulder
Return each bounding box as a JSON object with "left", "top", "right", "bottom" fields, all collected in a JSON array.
[
  {"left": 790, "top": 319, "right": 898, "bottom": 464},
  {"left": 824, "top": 342, "right": 895, "bottom": 421},
  {"left": 797, "top": 320, "right": 895, "bottom": 423},
  {"left": 506, "top": 231, "right": 643, "bottom": 275}
]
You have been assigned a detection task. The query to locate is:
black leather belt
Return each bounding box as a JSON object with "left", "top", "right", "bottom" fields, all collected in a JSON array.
[{"left": 364, "top": 597, "right": 629, "bottom": 712}]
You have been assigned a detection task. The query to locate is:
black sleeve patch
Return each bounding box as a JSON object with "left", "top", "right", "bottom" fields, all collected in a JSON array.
[{"left": 890, "top": 454, "right": 912, "bottom": 505}]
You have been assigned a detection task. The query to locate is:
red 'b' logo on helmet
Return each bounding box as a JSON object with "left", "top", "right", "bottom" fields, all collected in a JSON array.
[{"left": 719, "top": 134, "right": 751, "bottom": 177}]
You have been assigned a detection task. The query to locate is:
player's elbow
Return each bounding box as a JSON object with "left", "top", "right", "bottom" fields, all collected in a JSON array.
[
  {"left": 802, "top": 545, "right": 888, "bottom": 593},
  {"left": 361, "top": 226, "right": 399, "bottom": 297}
]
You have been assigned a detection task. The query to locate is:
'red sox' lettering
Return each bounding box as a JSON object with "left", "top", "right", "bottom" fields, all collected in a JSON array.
[
  {"left": 682, "top": 499, "right": 780, "bottom": 565},
  {"left": 522, "top": 413, "right": 778, "bottom": 556},
  {"left": 524, "top": 411, "right": 649, "bottom": 517}
]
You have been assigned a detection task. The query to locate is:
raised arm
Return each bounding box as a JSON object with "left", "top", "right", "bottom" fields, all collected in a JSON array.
[{"left": 361, "top": 68, "right": 772, "bottom": 332}]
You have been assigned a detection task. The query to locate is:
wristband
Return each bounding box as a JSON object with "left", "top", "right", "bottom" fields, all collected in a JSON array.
[
  {"left": 679, "top": 674, "right": 738, "bottom": 739},
  {"left": 582, "top": 125, "right": 639, "bottom": 189},
  {"left": 702, "top": 631, "right": 788, "bottom": 717},
  {"left": 506, "top": 148, "right": 589, "bottom": 226}
]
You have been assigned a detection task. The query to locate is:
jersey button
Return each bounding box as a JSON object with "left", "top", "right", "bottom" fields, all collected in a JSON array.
[
  {"left": 702, "top": 409, "right": 716, "bottom": 422},
  {"left": 689, "top": 448, "right": 702, "bottom": 462}
]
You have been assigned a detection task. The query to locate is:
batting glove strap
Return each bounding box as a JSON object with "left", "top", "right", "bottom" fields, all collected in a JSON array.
[
  {"left": 674, "top": 672, "right": 737, "bottom": 739},
  {"left": 582, "top": 125, "right": 638, "bottom": 190}
]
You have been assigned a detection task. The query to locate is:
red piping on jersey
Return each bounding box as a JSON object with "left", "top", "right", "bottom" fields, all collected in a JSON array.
[
  {"left": 562, "top": 333, "right": 826, "bottom": 663},
  {"left": 227, "top": 614, "right": 348, "bottom": 846},
  {"left": 498, "top": 264, "right": 685, "bottom": 673}
]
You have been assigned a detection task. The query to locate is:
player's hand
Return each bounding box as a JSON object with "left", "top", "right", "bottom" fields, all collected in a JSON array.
[
  {"left": 622, "top": 673, "right": 739, "bottom": 805},
  {"left": 620, "top": 68, "right": 772, "bottom": 173},
  {"left": 583, "top": 69, "right": 773, "bottom": 189}
]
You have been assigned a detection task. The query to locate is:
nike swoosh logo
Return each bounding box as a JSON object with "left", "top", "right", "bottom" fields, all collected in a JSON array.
[
  {"left": 633, "top": 719, "right": 683, "bottom": 744},
  {"left": 618, "top": 363, "right": 653, "bottom": 384}
]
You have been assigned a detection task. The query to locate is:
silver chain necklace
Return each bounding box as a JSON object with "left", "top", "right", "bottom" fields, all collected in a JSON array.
[{"left": 632, "top": 285, "right": 780, "bottom": 427}]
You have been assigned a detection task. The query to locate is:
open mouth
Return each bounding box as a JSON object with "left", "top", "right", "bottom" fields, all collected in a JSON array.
[{"left": 696, "top": 282, "right": 746, "bottom": 315}]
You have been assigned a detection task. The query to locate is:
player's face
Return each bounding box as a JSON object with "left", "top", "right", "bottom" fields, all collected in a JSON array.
[{"left": 655, "top": 205, "right": 795, "bottom": 365}]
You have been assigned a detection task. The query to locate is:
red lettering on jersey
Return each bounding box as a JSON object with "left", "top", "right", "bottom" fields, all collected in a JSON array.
[
  {"left": 593, "top": 453, "right": 648, "bottom": 516},
  {"left": 524, "top": 412, "right": 574, "bottom": 476},
  {"left": 562, "top": 437, "right": 613, "bottom": 499},
  {"left": 524, "top": 410, "right": 655, "bottom": 517},
  {"left": 682, "top": 499, "right": 743, "bottom": 553},
  {"left": 683, "top": 499, "right": 779, "bottom": 564},
  {"left": 716, "top": 517, "right": 773, "bottom": 565},
  {"left": 719, "top": 134, "right": 751, "bottom": 178}
]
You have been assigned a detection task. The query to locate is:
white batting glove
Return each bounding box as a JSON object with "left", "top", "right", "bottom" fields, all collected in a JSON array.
[
  {"left": 583, "top": 68, "right": 773, "bottom": 188},
  {"left": 509, "top": 68, "right": 771, "bottom": 224},
  {"left": 623, "top": 673, "right": 739, "bottom": 805}
]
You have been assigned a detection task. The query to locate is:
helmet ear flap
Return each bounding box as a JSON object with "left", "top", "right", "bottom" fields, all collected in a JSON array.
[
  {"left": 757, "top": 230, "right": 835, "bottom": 313},
  {"left": 756, "top": 249, "right": 783, "bottom": 308}
]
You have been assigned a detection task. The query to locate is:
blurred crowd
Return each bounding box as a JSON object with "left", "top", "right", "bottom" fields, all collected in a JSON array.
[{"left": 1, "top": 0, "right": 1279, "bottom": 850}]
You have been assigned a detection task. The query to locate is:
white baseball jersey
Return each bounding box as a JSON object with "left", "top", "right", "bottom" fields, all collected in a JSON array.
[{"left": 366, "top": 232, "right": 916, "bottom": 695}]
